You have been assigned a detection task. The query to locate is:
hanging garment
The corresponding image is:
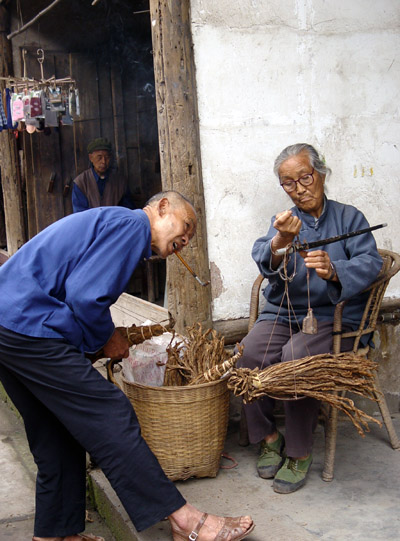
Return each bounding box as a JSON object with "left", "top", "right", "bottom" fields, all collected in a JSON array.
[
  {"left": 6, "top": 88, "right": 19, "bottom": 129},
  {"left": 11, "top": 93, "right": 24, "bottom": 124},
  {"left": 30, "top": 91, "right": 43, "bottom": 117},
  {"left": 0, "top": 93, "right": 7, "bottom": 131}
]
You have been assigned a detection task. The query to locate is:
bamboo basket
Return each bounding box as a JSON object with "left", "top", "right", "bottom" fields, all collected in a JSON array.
[{"left": 121, "top": 376, "right": 230, "bottom": 481}]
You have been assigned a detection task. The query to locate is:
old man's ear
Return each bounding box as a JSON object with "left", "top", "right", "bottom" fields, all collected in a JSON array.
[{"left": 157, "top": 197, "right": 170, "bottom": 216}]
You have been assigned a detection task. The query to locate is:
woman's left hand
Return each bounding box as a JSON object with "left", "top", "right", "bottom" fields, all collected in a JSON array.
[{"left": 300, "top": 250, "right": 336, "bottom": 281}]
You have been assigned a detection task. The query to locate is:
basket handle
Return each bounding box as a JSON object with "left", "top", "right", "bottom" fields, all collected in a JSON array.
[{"left": 106, "top": 358, "right": 122, "bottom": 389}]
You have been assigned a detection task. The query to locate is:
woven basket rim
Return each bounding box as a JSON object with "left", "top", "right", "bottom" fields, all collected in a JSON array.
[{"left": 121, "top": 375, "right": 227, "bottom": 391}]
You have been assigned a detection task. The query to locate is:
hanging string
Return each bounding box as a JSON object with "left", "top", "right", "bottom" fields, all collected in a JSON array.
[
  {"left": 283, "top": 277, "right": 299, "bottom": 399},
  {"left": 278, "top": 249, "right": 297, "bottom": 282},
  {"left": 22, "top": 49, "right": 27, "bottom": 80},
  {"left": 259, "top": 246, "right": 319, "bottom": 400},
  {"left": 260, "top": 248, "right": 297, "bottom": 370},
  {"left": 17, "top": 0, "right": 24, "bottom": 27}
]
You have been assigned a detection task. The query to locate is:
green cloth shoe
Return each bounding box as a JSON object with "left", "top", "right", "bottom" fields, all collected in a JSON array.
[
  {"left": 273, "top": 454, "right": 313, "bottom": 494},
  {"left": 256, "top": 432, "right": 285, "bottom": 479}
]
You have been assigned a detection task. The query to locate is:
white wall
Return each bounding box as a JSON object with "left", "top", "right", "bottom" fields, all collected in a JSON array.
[{"left": 190, "top": 0, "right": 400, "bottom": 321}]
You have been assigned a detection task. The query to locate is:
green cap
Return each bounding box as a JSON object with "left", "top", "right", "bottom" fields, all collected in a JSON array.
[{"left": 87, "top": 137, "right": 112, "bottom": 154}]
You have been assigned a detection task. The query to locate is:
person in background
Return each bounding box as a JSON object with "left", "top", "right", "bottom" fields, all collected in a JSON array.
[
  {"left": 238, "top": 143, "right": 382, "bottom": 494},
  {"left": 72, "top": 137, "right": 134, "bottom": 212},
  {"left": 0, "top": 190, "right": 254, "bottom": 541}
]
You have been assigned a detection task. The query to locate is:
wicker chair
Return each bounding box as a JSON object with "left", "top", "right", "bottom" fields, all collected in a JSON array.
[{"left": 240, "top": 248, "right": 400, "bottom": 481}]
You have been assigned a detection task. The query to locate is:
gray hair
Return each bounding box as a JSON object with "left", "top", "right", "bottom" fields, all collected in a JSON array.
[
  {"left": 273, "top": 143, "right": 332, "bottom": 180},
  {"left": 146, "top": 190, "right": 194, "bottom": 210}
]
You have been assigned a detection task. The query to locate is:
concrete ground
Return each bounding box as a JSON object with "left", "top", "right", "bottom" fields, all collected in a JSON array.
[
  {"left": 1, "top": 390, "right": 400, "bottom": 541},
  {"left": 0, "top": 394, "right": 114, "bottom": 541}
]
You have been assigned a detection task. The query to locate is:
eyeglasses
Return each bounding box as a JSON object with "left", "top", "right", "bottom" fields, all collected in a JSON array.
[{"left": 280, "top": 168, "right": 315, "bottom": 193}]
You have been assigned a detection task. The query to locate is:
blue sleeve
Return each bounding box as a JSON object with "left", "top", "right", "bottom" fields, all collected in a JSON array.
[
  {"left": 64, "top": 215, "right": 150, "bottom": 353},
  {"left": 252, "top": 216, "right": 284, "bottom": 288},
  {"left": 72, "top": 183, "right": 89, "bottom": 213},
  {"left": 327, "top": 208, "right": 382, "bottom": 304}
]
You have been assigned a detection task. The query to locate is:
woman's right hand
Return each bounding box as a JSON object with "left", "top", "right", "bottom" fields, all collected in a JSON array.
[{"left": 272, "top": 209, "right": 302, "bottom": 248}]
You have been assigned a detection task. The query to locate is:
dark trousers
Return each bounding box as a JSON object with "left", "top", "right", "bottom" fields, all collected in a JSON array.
[
  {"left": 0, "top": 326, "right": 185, "bottom": 537},
  {"left": 239, "top": 320, "right": 353, "bottom": 457}
]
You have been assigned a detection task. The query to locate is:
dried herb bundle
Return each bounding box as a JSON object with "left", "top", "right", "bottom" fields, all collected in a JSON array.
[
  {"left": 88, "top": 316, "right": 175, "bottom": 363},
  {"left": 122, "top": 317, "right": 175, "bottom": 346},
  {"left": 164, "top": 323, "right": 242, "bottom": 386},
  {"left": 190, "top": 347, "right": 244, "bottom": 385},
  {"left": 228, "top": 353, "right": 381, "bottom": 436}
]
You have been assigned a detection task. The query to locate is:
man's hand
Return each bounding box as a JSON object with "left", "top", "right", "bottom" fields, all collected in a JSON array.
[{"left": 102, "top": 328, "right": 130, "bottom": 360}]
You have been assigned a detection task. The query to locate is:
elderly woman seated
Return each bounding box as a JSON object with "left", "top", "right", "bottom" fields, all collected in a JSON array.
[{"left": 238, "top": 143, "right": 382, "bottom": 494}]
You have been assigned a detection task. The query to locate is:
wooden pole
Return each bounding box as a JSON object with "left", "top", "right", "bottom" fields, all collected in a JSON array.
[
  {"left": 0, "top": 5, "right": 26, "bottom": 255},
  {"left": 6, "top": 0, "right": 63, "bottom": 41},
  {"left": 149, "top": 0, "right": 212, "bottom": 334}
]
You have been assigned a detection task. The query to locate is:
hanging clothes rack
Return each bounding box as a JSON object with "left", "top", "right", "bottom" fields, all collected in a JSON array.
[{"left": 0, "top": 48, "right": 79, "bottom": 133}]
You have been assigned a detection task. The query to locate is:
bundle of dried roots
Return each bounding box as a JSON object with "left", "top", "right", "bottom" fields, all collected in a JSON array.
[
  {"left": 228, "top": 353, "right": 381, "bottom": 436},
  {"left": 164, "top": 323, "right": 243, "bottom": 386},
  {"left": 88, "top": 315, "right": 175, "bottom": 363}
]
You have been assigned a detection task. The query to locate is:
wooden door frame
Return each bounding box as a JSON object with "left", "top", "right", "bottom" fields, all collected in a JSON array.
[
  {"left": 149, "top": 0, "right": 212, "bottom": 333},
  {"left": 0, "top": 5, "right": 26, "bottom": 257}
]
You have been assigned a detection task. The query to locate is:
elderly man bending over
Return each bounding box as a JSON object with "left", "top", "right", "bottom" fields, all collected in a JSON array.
[{"left": 0, "top": 190, "right": 254, "bottom": 541}]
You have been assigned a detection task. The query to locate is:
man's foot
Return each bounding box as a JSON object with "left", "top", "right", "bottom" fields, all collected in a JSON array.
[
  {"left": 273, "top": 454, "right": 313, "bottom": 494},
  {"left": 256, "top": 432, "right": 285, "bottom": 479},
  {"left": 169, "top": 503, "right": 254, "bottom": 540}
]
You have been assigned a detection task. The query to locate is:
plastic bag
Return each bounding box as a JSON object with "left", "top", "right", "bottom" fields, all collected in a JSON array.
[{"left": 122, "top": 323, "right": 182, "bottom": 387}]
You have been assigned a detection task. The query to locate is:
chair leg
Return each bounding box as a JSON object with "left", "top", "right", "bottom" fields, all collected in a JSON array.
[
  {"left": 374, "top": 374, "right": 400, "bottom": 450},
  {"left": 239, "top": 404, "right": 250, "bottom": 447},
  {"left": 322, "top": 401, "right": 339, "bottom": 482}
]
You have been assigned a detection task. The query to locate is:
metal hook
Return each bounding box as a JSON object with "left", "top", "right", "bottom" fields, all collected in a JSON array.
[
  {"left": 37, "top": 49, "right": 45, "bottom": 80},
  {"left": 37, "top": 49, "right": 44, "bottom": 63}
]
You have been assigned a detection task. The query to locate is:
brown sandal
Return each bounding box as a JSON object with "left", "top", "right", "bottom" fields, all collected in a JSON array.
[{"left": 175, "top": 512, "right": 255, "bottom": 540}]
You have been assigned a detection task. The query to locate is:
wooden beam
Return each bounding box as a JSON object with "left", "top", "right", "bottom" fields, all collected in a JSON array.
[
  {"left": 7, "top": 0, "right": 62, "bottom": 41},
  {"left": 0, "top": 5, "right": 26, "bottom": 254},
  {"left": 110, "top": 292, "right": 168, "bottom": 327},
  {"left": 213, "top": 318, "right": 249, "bottom": 346},
  {"left": 149, "top": 0, "right": 212, "bottom": 335}
]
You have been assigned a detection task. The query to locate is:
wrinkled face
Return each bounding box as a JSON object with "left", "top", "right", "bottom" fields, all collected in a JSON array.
[
  {"left": 278, "top": 152, "right": 325, "bottom": 218},
  {"left": 151, "top": 199, "right": 197, "bottom": 259},
  {"left": 89, "top": 150, "right": 111, "bottom": 176}
]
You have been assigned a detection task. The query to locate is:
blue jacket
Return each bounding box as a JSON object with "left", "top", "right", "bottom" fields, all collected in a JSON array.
[
  {"left": 0, "top": 208, "right": 151, "bottom": 353},
  {"left": 252, "top": 198, "right": 382, "bottom": 328}
]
